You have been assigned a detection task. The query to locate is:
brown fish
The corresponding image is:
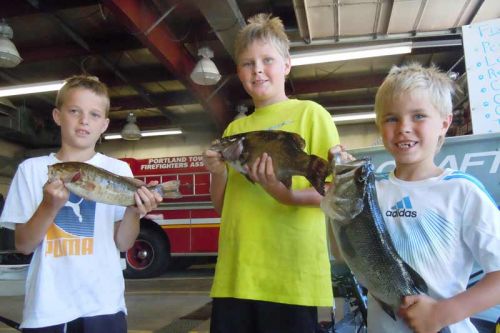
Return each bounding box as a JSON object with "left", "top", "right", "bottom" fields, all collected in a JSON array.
[
  {"left": 210, "top": 130, "right": 330, "bottom": 195},
  {"left": 48, "top": 162, "right": 181, "bottom": 206}
]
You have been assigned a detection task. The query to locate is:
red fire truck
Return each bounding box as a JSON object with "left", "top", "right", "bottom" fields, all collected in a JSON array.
[{"left": 121, "top": 155, "right": 220, "bottom": 278}]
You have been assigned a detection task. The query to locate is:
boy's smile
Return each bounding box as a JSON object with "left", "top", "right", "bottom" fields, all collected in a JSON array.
[
  {"left": 380, "top": 90, "right": 451, "bottom": 180},
  {"left": 237, "top": 39, "right": 291, "bottom": 108}
]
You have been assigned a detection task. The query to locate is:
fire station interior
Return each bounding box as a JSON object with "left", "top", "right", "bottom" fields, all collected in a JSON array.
[{"left": 0, "top": 1, "right": 499, "bottom": 333}]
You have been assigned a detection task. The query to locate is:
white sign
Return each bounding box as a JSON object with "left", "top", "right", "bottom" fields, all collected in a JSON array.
[{"left": 462, "top": 18, "right": 500, "bottom": 134}]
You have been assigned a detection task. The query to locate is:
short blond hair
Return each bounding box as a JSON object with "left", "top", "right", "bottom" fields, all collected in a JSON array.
[
  {"left": 234, "top": 13, "right": 290, "bottom": 61},
  {"left": 375, "top": 63, "right": 455, "bottom": 126},
  {"left": 55, "top": 75, "right": 110, "bottom": 116}
]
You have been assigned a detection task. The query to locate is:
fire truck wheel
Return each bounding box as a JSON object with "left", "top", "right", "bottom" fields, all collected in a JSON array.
[{"left": 124, "top": 225, "right": 170, "bottom": 279}]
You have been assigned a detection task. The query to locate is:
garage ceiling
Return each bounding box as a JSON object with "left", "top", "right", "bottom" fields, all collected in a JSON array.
[{"left": 1, "top": 0, "right": 499, "bottom": 147}]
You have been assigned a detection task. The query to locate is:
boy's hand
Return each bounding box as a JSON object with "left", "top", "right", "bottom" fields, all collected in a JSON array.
[
  {"left": 328, "top": 144, "right": 355, "bottom": 163},
  {"left": 247, "top": 152, "right": 282, "bottom": 190},
  {"left": 203, "top": 149, "right": 226, "bottom": 175},
  {"left": 130, "top": 181, "right": 163, "bottom": 217},
  {"left": 398, "top": 294, "right": 447, "bottom": 333},
  {"left": 42, "top": 179, "right": 69, "bottom": 211}
]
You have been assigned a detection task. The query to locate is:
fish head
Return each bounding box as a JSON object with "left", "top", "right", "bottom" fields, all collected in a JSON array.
[
  {"left": 48, "top": 163, "right": 82, "bottom": 183},
  {"left": 321, "top": 158, "right": 373, "bottom": 225},
  {"left": 209, "top": 136, "right": 245, "bottom": 162}
]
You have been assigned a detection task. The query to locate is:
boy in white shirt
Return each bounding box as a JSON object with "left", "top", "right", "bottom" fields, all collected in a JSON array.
[
  {"left": 364, "top": 63, "right": 500, "bottom": 333},
  {"left": 0, "top": 76, "right": 162, "bottom": 332}
]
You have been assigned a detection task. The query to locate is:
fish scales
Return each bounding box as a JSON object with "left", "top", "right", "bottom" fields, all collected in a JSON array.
[
  {"left": 48, "top": 162, "right": 181, "bottom": 206},
  {"left": 321, "top": 158, "right": 450, "bottom": 333},
  {"left": 210, "top": 130, "right": 330, "bottom": 195}
]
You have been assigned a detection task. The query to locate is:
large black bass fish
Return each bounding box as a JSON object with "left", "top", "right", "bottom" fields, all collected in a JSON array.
[
  {"left": 321, "top": 158, "right": 450, "bottom": 333},
  {"left": 210, "top": 130, "right": 330, "bottom": 195},
  {"left": 48, "top": 162, "right": 181, "bottom": 206}
]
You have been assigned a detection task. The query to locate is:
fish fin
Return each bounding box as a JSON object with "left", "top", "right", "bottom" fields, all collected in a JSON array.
[
  {"left": 288, "top": 132, "right": 306, "bottom": 150},
  {"left": 402, "top": 261, "right": 428, "bottom": 294},
  {"left": 373, "top": 296, "right": 397, "bottom": 321},
  {"left": 305, "top": 154, "right": 329, "bottom": 195},
  {"left": 156, "top": 180, "right": 182, "bottom": 199},
  {"left": 125, "top": 176, "right": 145, "bottom": 187}
]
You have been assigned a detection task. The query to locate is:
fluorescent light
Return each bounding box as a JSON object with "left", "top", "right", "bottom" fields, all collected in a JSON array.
[
  {"left": 332, "top": 112, "right": 376, "bottom": 124},
  {"left": 291, "top": 42, "right": 412, "bottom": 66},
  {"left": 104, "top": 128, "right": 182, "bottom": 140},
  {"left": 142, "top": 129, "right": 182, "bottom": 137},
  {"left": 0, "top": 80, "right": 66, "bottom": 97}
]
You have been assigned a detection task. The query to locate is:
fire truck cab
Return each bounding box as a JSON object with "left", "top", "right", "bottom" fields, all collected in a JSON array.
[{"left": 121, "top": 155, "right": 220, "bottom": 278}]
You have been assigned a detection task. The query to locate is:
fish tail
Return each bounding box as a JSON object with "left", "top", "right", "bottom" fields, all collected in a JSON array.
[
  {"left": 157, "top": 180, "right": 182, "bottom": 199},
  {"left": 306, "top": 155, "right": 330, "bottom": 195}
]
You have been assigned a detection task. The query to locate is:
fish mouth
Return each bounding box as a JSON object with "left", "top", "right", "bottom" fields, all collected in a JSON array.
[{"left": 334, "top": 158, "right": 369, "bottom": 176}]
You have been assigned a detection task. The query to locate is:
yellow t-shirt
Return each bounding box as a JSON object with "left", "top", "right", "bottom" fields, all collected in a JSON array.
[{"left": 210, "top": 99, "right": 340, "bottom": 306}]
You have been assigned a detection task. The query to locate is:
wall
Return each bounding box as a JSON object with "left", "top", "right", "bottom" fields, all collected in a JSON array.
[
  {"left": 97, "top": 131, "right": 217, "bottom": 159},
  {"left": 0, "top": 139, "right": 25, "bottom": 195},
  {"left": 337, "top": 123, "right": 381, "bottom": 149},
  {"left": 98, "top": 123, "right": 381, "bottom": 159}
]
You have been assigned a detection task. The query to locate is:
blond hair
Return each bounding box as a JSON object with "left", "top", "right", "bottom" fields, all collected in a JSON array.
[
  {"left": 55, "top": 75, "right": 110, "bottom": 116},
  {"left": 374, "top": 63, "right": 455, "bottom": 150},
  {"left": 234, "top": 13, "right": 290, "bottom": 61}
]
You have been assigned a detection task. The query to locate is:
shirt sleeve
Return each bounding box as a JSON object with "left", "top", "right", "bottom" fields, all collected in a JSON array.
[{"left": 462, "top": 185, "right": 500, "bottom": 273}]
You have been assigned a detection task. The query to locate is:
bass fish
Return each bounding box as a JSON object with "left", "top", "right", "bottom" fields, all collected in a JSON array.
[
  {"left": 48, "top": 162, "right": 181, "bottom": 206},
  {"left": 321, "top": 158, "right": 450, "bottom": 332},
  {"left": 210, "top": 130, "right": 330, "bottom": 195}
]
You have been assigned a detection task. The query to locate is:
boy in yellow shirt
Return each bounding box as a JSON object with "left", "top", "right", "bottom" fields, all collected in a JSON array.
[{"left": 204, "top": 13, "right": 341, "bottom": 333}]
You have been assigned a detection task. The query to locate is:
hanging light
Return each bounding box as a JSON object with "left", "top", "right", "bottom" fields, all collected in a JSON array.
[
  {"left": 0, "top": 20, "right": 22, "bottom": 68},
  {"left": 190, "top": 47, "right": 221, "bottom": 85},
  {"left": 120, "top": 112, "right": 142, "bottom": 140}
]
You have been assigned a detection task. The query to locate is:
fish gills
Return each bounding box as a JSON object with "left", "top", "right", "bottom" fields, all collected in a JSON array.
[
  {"left": 210, "top": 130, "right": 330, "bottom": 195},
  {"left": 48, "top": 162, "right": 181, "bottom": 206}
]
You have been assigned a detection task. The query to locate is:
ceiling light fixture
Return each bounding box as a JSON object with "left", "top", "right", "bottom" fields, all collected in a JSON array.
[
  {"left": 0, "top": 20, "right": 22, "bottom": 68},
  {"left": 0, "top": 80, "right": 65, "bottom": 97},
  {"left": 190, "top": 47, "right": 221, "bottom": 85},
  {"left": 291, "top": 42, "right": 412, "bottom": 66},
  {"left": 120, "top": 112, "right": 142, "bottom": 140},
  {"left": 104, "top": 128, "right": 182, "bottom": 140},
  {"left": 332, "top": 112, "right": 376, "bottom": 124}
]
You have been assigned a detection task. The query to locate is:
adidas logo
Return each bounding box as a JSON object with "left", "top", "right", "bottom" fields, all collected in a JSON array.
[{"left": 385, "top": 196, "right": 417, "bottom": 218}]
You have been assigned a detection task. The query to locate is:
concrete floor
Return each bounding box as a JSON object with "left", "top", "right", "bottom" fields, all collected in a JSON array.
[
  {"left": 0, "top": 265, "right": 214, "bottom": 333},
  {"left": 0, "top": 265, "right": 334, "bottom": 333}
]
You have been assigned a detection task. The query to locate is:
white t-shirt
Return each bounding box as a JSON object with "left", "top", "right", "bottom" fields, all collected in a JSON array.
[
  {"left": 367, "top": 169, "right": 500, "bottom": 333},
  {"left": 0, "top": 153, "right": 132, "bottom": 328}
]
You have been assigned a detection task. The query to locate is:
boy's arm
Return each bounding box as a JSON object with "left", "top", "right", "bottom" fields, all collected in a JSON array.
[
  {"left": 114, "top": 185, "right": 162, "bottom": 251},
  {"left": 399, "top": 270, "right": 500, "bottom": 332},
  {"left": 16, "top": 179, "right": 69, "bottom": 254}
]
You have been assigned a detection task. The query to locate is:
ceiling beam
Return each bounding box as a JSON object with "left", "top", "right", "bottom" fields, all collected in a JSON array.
[
  {"left": 103, "top": 0, "right": 233, "bottom": 131},
  {"left": 18, "top": 35, "right": 144, "bottom": 63},
  {"left": 194, "top": 0, "right": 245, "bottom": 60},
  {"left": 3, "top": 0, "right": 100, "bottom": 17}
]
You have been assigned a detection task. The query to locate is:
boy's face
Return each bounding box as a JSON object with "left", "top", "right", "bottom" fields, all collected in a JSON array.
[
  {"left": 236, "top": 39, "right": 291, "bottom": 108},
  {"left": 53, "top": 87, "right": 109, "bottom": 151},
  {"left": 379, "top": 90, "right": 451, "bottom": 170}
]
